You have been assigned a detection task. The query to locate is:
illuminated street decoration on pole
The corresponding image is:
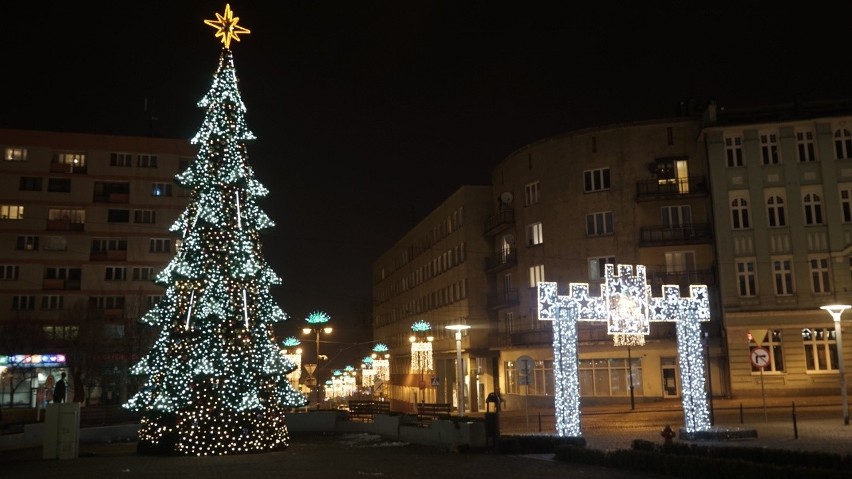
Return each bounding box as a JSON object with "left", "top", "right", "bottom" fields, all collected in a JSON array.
[
  {"left": 538, "top": 264, "right": 711, "bottom": 436},
  {"left": 280, "top": 337, "right": 302, "bottom": 389},
  {"left": 409, "top": 321, "right": 434, "bottom": 375}
]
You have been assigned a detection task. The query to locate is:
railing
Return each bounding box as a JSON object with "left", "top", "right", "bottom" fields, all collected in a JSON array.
[
  {"left": 639, "top": 223, "right": 712, "bottom": 246},
  {"left": 486, "top": 289, "right": 520, "bottom": 310},
  {"left": 635, "top": 176, "right": 707, "bottom": 200},
  {"left": 483, "top": 208, "right": 515, "bottom": 236},
  {"left": 485, "top": 248, "right": 517, "bottom": 273}
]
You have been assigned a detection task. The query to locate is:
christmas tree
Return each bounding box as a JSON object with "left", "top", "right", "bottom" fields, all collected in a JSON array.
[{"left": 124, "top": 4, "right": 307, "bottom": 455}]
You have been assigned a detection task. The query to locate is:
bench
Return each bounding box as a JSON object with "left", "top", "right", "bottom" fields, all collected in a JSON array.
[
  {"left": 416, "top": 403, "right": 452, "bottom": 424},
  {"left": 347, "top": 400, "right": 390, "bottom": 422}
]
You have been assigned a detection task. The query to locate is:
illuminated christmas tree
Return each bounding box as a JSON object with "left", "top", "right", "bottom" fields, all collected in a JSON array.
[{"left": 124, "top": 5, "right": 307, "bottom": 455}]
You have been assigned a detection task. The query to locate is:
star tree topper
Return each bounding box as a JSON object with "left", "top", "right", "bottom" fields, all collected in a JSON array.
[{"left": 205, "top": 4, "right": 250, "bottom": 49}]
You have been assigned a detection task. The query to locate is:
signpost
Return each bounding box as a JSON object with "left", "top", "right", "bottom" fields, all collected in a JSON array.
[{"left": 750, "top": 344, "right": 769, "bottom": 421}]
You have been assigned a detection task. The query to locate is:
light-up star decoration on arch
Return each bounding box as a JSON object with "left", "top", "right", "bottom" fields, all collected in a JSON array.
[
  {"left": 538, "top": 264, "right": 711, "bottom": 436},
  {"left": 205, "top": 4, "right": 251, "bottom": 49}
]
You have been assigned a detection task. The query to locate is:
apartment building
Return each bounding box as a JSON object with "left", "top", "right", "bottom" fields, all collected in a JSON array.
[
  {"left": 705, "top": 101, "right": 852, "bottom": 398},
  {"left": 372, "top": 186, "right": 494, "bottom": 413},
  {"left": 486, "top": 118, "right": 724, "bottom": 410},
  {"left": 0, "top": 128, "right": 195, "bottom": 406}
]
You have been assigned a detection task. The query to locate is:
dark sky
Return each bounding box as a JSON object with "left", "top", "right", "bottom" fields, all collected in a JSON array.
[{"left": 4, "top": 2, "right": 852, "bottom": 367}]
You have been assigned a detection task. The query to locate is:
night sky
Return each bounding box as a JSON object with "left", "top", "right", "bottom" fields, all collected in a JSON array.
[{"left": 4, "top": 2, "right": 852, "bottom": 367}]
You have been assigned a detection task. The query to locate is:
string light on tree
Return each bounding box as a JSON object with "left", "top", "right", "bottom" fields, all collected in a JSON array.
[{"left": 124, "top": 5, "right": 306, "bottom": 455}]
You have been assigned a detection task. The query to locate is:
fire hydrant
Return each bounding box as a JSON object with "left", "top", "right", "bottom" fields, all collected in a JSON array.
[{"left": 660, "top": 424, "right": 676, "bottom": 445}]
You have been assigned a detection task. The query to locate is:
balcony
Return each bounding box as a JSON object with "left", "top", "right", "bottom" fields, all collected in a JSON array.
[
  {"left": 487, "top": 288, "right": 520, "bottom": 310},
  {"left": 635, "top": 176, "right": 707, "bottom": 201},
  {"left": 496, "top": 329, "right": 553, "bottom": 348},
  {"left": 46, "top": 219, "right": 84, "bottom": 231},
  {"left": 93, "top": 193, "right": 130, "bottom": 203},
  {"left": 42, "top": 278, "right": 81, "bottom": 290},
  {"left": 50, "top": 163, "right": 88, "bottom": 174},
  {"left": 485, "top": 248, "right": 517, "bottom": 273},
  {"left": 639, "top": 223, "right": 712, "bottom": 246},
  {"left": 483, "top": 208, "right": 515, "bottom": 236}
]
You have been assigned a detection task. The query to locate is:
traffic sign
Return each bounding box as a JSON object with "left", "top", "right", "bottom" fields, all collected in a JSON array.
[
  {"left": 431, "top": 376, "right": 439, "bottom": 387},
  {"left": 750, "top": 347, "right": 770, "bottom": 369}
]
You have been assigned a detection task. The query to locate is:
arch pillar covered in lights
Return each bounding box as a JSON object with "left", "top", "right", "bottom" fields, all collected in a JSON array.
[{"left": 538, "top": 264, "right": 711, "bottom": 436}]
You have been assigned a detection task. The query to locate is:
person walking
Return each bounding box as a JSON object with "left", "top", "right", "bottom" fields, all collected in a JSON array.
[{"left": 52, "top": 372, "right": 67, "bottom": 403}]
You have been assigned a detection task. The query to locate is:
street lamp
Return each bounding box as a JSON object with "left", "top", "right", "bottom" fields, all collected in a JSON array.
[
  {"left": 303, "top": 311, "right": 332, "bottom": 408},
  {"left": 446, "top": 324, "right": 471, "bottom": 416},
  {"left": 821, "top": 304, "right": 850, "bottom": 425}
]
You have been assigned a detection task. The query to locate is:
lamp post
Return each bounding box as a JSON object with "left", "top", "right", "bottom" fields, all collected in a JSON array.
[
  {"left": 446, "top": 324, "right": 471, "bottom": 416},
  {"left": 821, "top": 304, "right": 850, "bottom": 425},
  {"left": 302, "top": 311, "right": 332, "bottom": 409}
]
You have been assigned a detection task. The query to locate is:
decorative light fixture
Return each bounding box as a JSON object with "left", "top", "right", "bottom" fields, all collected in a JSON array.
[
  {"left": 538, "top": 264, "right": 711, "bottom": 436},
  {"left": 821, "top": 304, "right": 850, "bottom": 425},
  {"left": 446, "top": 324, "right": 471, "bottom": 416}
]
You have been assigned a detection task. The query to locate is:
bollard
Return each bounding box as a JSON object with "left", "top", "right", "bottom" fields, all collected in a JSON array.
[
  {"left": 739, "top": 403, "right": 744, "bottom": 424},
  {"left": 792, "top": 401, "right": 798, "bottom": 439}
]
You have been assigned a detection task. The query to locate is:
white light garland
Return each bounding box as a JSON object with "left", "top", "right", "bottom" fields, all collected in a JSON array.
[{"left": 538, "top": 264, "right": 712, "bottom": 436}]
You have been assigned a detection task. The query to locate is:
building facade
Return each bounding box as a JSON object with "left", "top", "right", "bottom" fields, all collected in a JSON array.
[
  {"left": 372, "top": 186, "right": 495, "bottom": 413},
  {"left": 0, "top": 129, "right": 195, "bottom": 407},
  {"left": 705, "top": 101, "right": 852, "bottom": 398}
]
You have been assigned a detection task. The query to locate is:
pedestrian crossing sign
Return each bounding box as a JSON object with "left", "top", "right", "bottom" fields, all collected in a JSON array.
[{"left": 431, "top": 376, "right": 439, "bottom": 387}]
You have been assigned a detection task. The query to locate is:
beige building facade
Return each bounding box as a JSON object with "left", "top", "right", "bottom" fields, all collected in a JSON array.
[{"left": 0, "top": 129, "right": 195, "bottom": 406}]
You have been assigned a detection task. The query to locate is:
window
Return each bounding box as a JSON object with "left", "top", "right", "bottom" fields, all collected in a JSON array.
[
  {"left": 665, "top": 251, "right": 695, "bottom": 273},
  {"left": 725, "top": 135, "right": 744, "bottom": 167},
  {"left": 105, "top": 266, "right": 127, "bottom": 281},
  {"left": 0, "top": 265, "right": 19, "bottom": 280},
  {"left": 760, "top": 132, "right": 780, "bottom": 164},
  {"left": 842, "top": 188, "right": 852, "bottom": 223},
  {"left": 107, "top": 209, "right": 130, "bottom": 223},
  {"left": 19, "top": 177, "right": 42, "bottom": 191},
  {"left": 92, "top": 238, "right": 127, "bottom": 252},
  {"left": 41, "top": 295, "right": 64, "bottom": 310},
  {"left": 835, "top": 129, "right": 852, "bottom": 159},
  {"left": 772, "top": 258, "right": 794, "bottom": 296},
  {"left": 47, "top": 178, "right": 72, "bottom": 193},
  {"left": 12, "top": 295, "right": 35, "bottom": 310},
  {"left": 749, "top": 330, "right": 784, "bottom": 372},
  {"left": 150, "top": 238, "right": 172, "bottom": 253},
  {"left": 529, "top": 264, "right": 545, "bottom": 288},
  {"left": 47, "top": 208, "right": 84, "bottom": 225},
  {"left": 110, "top": 153, "right": 133, "bottom": 167},
  {"left": 766, "top": 195, "right": 786, "bottom": 227},
  {"left": 146, "top": 295, "right": 163, "bottom": 309},
  {"left": 802, "top": 328, "right": 838, "bottom": 371},
  {"left": 0, "top": 205, "right": 24, "bottom": 220},
  {"left": 730, "top": 197, "right": 750, "bottom": 229},
  {"left": 797, "top": 130, "right": 816, "bottom": 162},
  {"left": 93, "top": 182, "right": 130, "bottom": 201},
  {"left": 134, "top": 210, "right": 156, "bottom": 224},
  {"left": 92, "top": 296, "right": 125, "bottom": 309},
  {"left": 55, "top": 152, "right": 86, "bottom": 167},
  {"left": 137, "top": 154, "right": 158, "bottom": 168},
  {"left": 579, "top": 357, "right": 643, "bottom": 397},
  {"left": 16, "top": 235, "right": 38, "bottom": 250},
  {"left": 803, "top": 193, "right": 823, "bottom": 225},
  {"left": 4, "top": 147, "right": 27, "bottom": 162},
  {"left": 661, "top": 205, "right": 691, "bottom": 227},
  {"left": 586, "top": 212, "right": 613, "bottom": 236},
  {"left": 132, "top": 267, "right": 155, "bottom": 281},
  {"left": 526, "top": 222, "right": 543, "bottom": 246},
  {"left": 809, "top": 256, "right": 831, "bottom": 294},
  {"left": 524, "top": 181, "right": 540, "bottom": 206},
  {"left": 667, "top": 127, "right": 674, "bottom": 145},
  {"left": 42, "top": 236, "right": 67, "bottom": 251},
  {"left": 589, "top": 256, "right": 616, "bottom": 280},
  {"left": 45, "top": 267, "right": 81, "bottom": 281},
  {"left": 152, "top": 182, "right": 173, "bottom": 197},
  {"left": 735, "top": 259, "right": 757, "bottom": 297},
  {"left": 583, "top": 168, "right": 610, "bottom": 192}
]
